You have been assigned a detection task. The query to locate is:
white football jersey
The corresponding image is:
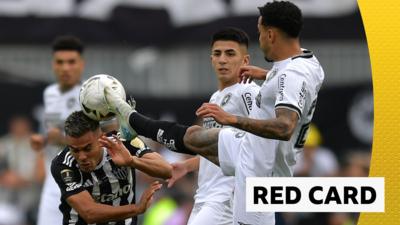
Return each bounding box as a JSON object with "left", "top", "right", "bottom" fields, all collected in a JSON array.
[
  {"left": 42, "top": 83, "right": 81, "bottom": 168},
  {"left": 37, "top": 83, "right": 82, "bottom": 225},
  {"left": 195, "top": 82, "right": 260, "bottom": 203},
  {"left": 238, "top": 50, "right": 325, "bottom": 178}
]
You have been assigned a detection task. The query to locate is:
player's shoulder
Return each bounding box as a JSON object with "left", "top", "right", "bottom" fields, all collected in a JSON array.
[
  {"left": 44, "top": 83, "right": 60, "bottom": 95},
  {"left": 285, "top": 50, "right": 324, "bottom": 85},
  {"left": 289, "top": 50, "right": 321, "bottom": 69},
  {"left": 51, "top": 147, "right": 76, "bottom": 170},
  {"left": 209, "top": 89, "right": 220, "bottom": 99}
]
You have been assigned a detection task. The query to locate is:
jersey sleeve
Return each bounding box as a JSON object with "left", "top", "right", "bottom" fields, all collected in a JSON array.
[
  {"left": 124, "top": 136, "right": 153, "bottom": 158},
  {"left": 274, "top": 68, "right": 308, "bottom": 118},
  {"left": 51, "top": 154, "right": 86, "bottom": 200},
  {"left": 239, "top": 83, "right": 260, "bottom": 115}
]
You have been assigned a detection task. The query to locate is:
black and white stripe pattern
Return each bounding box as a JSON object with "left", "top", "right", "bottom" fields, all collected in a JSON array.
[
  {"left": 62, "top": 151, "right": 75, "bottom": 167},
  {"left": 56, "top": 148, "right": 137, "bottom": 225}
]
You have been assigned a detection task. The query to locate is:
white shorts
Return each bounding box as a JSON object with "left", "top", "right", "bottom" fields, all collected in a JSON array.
[
  {"left": 218, "top": 128, "right": 244, "bottom": 176},
  {"left": 37, "top": 173, "right": 63, "bottom": 225},
  {"left": 218, "top": 128, "right": 275, "bottom": 225},
  {"left": 187, "top": 200, "right": 232, "bottom": 225}
]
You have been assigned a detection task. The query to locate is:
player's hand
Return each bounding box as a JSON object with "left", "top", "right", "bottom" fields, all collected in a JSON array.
[
  {"left": 196, "top": 103, "right": 236, "bottom": 125},
  {"left": 98, "top": 135, "right": 132, "bottom": 166},
  {"left": 239, "top": 65, "right": 268, "bottom": 83},
  {"left": 137, "top": 181, "right": 162, "bottom": 214},
  {"left": 167, "top": 162, "right": 188, "bottom": 188},
  {"left": 30, "top": 134, "right": 46, "bottom": 151}
]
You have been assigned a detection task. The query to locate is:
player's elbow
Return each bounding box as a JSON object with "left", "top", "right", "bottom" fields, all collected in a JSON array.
[
  {"left": 279, "top": 133, "right": 292, "bottom": 141},
  {"left": 276, "top": 121, "right": 296, "bottom": 141}
]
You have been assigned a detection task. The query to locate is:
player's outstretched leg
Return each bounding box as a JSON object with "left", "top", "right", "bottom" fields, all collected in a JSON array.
[{"left": 105, "top": 87, "right": 220, "bottom": 164}]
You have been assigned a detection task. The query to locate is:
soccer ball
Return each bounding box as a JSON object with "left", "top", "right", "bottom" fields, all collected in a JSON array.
[{"left": 79, "top": 74, "right": 126, "bottom": 121}]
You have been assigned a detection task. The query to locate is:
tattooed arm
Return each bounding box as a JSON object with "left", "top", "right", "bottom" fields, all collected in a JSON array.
[
  {"left": 196, "top": 103, "right": 298, "bottom": 140},
  {"left": 233, "top": 108, "right": 298, "bottom": 140}
]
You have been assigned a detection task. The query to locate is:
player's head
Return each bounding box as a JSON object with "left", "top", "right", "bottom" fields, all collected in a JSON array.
[
  {"left": 210, "top": 27, "right": 250, "bottom": 88},
  {"left": 257, "top": 1, "right": 303, "bottom": 61},
  {"left": 64, "top": 111, "right": 102, "bottom": 172},
  {"left": 52, "top": 35, "right": 85, "bottom": 91}
]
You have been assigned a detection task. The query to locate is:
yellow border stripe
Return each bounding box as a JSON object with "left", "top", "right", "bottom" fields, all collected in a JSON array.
[{"left": 358, "top": 0, "right": 400, "bottom": 224}]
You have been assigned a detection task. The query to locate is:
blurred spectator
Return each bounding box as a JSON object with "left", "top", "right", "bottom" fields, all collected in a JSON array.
[
  {"left": 340, "top": 150, "right": 371, "bottom": 177},
  {"left": 138, "top": 138, "right": 195, "bottom": 225},
  {"left": 0, "top": 203, "right": 26, "bottom": 225},
  {"left": 294, "top": 124, "right": 339, "bottom": 177},
  {"left": 0, "top": 116, "right": 45, "bottom": 225},
  {"left": 327, "top": 213, "right": 356, "bottom": 225}
]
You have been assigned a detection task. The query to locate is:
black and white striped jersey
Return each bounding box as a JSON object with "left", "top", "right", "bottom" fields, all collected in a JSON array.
[{"left": 51, "top": 136, "right": 152, "bottom": 225}]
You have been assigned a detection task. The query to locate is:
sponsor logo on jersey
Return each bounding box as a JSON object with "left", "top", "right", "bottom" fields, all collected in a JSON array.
[
  {"left": 278, "top": 74, "right": 287, "bottom": 101},
  {"left": 221, "top": 93, "right": 232, "bottom": 106},
  {"left": 298, "top": 81, "right": 307, "bottom": 109},
  {"left": 66, "top": 182, "right": 81, "bottom": 192},
  {"left": 94, "top": 184, "right": 132, "bottom": 203},
  {"left": 256, "top": 92, "right": 262, "bottom": 108},
  {"left": 243, "top": 92, "right": 253, "bottom": 111},
  {"left": 61, "top": 169, "right": 74, "bottom": 183}
]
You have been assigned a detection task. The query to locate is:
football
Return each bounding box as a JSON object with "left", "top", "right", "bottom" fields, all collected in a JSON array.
[{"left": 79, "top": 74, "right": 126, "bottom": 121}]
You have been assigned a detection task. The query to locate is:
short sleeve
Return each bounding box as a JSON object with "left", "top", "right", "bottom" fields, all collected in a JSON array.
[
  {"left": 275, "top": 69, "right": 307, "bottom": 118},
  {"left": 51, "top": 156, "right": 85, "bottom": 199}
]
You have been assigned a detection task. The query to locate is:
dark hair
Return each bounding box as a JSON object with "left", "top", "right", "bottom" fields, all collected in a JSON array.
[
  {"left": 64, "top": 111, "right": 99, "bottom": 138},
  {"left": 52, "top": 35, "right": 84, "bottom": 54},
  {"left": 258, "top": 1, "right": 303, "bottom": 38},
  {"left": 211, "top": 27, "right": 249, "bottom": 48}
]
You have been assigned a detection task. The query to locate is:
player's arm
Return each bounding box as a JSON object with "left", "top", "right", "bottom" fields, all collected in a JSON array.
[
  {"left": 168, "top": 157, "right": 199, "bottom": 188},
  {"left": 66, "top": 181, "right": 161, "bottom": 224},
  {"left": 199, "top": 69, "right": 306, "bottom": 140},
  {"left": 52, "top": 155, "right": 162, "bottom": 223},
  {"left": 98, "top": 135, "right": 172, "bottom": 179},
  {"left": 234, "top": 108, "right": 298, "bottom": 140},
  {"left": 130, "top": 152, "right": 172, "bottom": 179},
  {"left": 197, "top": 105, "right": 298, "bottom": 140}
]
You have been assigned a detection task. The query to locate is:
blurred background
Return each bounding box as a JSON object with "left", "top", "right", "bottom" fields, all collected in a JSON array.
[{"left": 0, "top": 0, "right": 372, "bottom": 225}]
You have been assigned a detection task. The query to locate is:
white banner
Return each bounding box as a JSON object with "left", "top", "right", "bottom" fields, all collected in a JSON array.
[{"left": 246, "top": 177, "right": 384, "bottom": 212}]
